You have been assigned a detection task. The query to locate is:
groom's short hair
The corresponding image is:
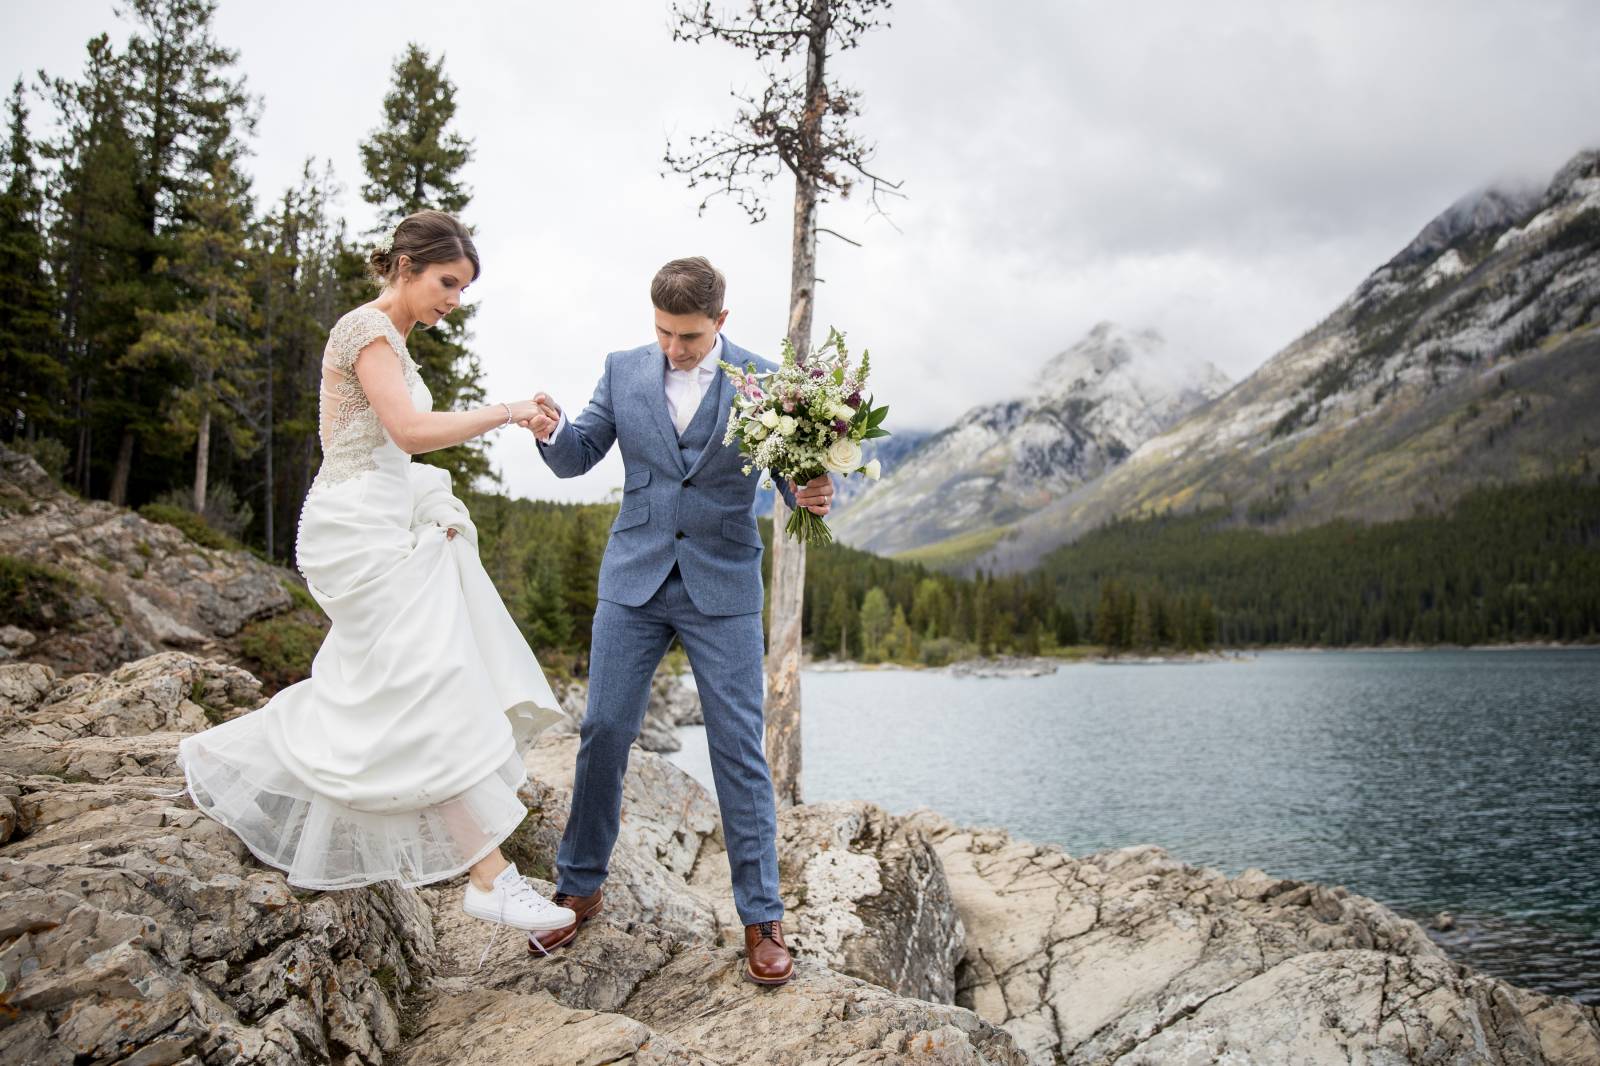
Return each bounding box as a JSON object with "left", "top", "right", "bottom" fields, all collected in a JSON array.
[{"left": 651, "top": 257, "right": 726, "bottom": 320}]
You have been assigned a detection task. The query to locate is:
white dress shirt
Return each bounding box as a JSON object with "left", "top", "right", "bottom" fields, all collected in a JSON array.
[
  {"left": 545, "top": 333, "right": 723, "bottom": 443},
  {"left": 665, "top": 333, "right": 723, "bottom": 435}
]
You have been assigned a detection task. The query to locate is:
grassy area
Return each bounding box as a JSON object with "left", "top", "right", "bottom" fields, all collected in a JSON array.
[
  {"left": 137, "top": 503, "right": 245, "bottom": 552},
  {"left": 236, "top": 613, "right": 327, "bottom": 691},
  {"left": 893, "top": 525, "right": 1007, "bottom": 570},
  {"left": 0, "top": 553, "right": 80, "bottom": 629}
]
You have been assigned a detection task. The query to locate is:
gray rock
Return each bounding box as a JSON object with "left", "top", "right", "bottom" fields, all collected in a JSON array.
[
  {"left": 0, "top": 443, "right": 292, "bottom": 675},
  {"left": 0, "top": 772, "right": 434, "bottom": 1066},
  {"left": 2, "top": 652, "right": 263, "bottom": 743},
  {"left": 691, "top": 800, "right": 965, "bottom": 1004},
  {"left": 4, "top": 651, "right": 1595, "bottom": 1066},
  {"left": 901, "top": 811, "right": 1600, "bottom": 1065}
]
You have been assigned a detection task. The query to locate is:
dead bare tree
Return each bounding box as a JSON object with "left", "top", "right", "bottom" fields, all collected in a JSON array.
[{"left": 664, "top": 0, "right": 902, "bottom": 806}]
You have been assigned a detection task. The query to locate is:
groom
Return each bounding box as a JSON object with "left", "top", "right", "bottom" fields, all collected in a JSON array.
[{"left": 522, "top": 256, "right": 833, "bottom": 986}]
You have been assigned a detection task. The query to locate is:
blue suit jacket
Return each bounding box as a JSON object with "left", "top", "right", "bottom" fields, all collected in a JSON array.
[{"left": 537, "top": 336, "right": 798, "bottom": 617}]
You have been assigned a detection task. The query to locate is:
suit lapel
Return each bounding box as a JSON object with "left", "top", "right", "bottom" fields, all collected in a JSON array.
[
  {"left": 645, "top": 346, "right": 688, "bottom": 476},
  {"left": 683, "top": 368, "right": 734, "bottom": 482}
]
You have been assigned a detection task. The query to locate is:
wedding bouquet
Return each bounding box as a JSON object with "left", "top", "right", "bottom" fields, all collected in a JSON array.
[{"left": 720, "top": 327, "right": 890, "bottom": 545}]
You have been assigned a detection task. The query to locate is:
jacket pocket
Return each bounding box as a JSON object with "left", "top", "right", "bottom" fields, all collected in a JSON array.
[
  {"left": 612, "top": 503, "right": 650, "bottom": 533},
  {"left": 624, "top": 468, "right": 651, "bottom": 491},
  {"left": 721, "top": 517, "right": 764, "bottom": 549}
]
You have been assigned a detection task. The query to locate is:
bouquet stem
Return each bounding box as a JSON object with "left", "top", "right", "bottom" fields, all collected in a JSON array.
[{"left": 784, "top": 504, "right": 833, "bottom": 546}]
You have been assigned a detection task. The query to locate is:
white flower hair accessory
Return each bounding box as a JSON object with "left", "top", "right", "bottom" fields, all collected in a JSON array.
[{"left": 375, "top": 230, "right": 395, "bottom": 255}]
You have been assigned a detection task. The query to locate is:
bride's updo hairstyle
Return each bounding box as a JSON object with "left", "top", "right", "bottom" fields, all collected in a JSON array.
[{"left": 367, "top": 209, "right": 480, "bottom": 287}]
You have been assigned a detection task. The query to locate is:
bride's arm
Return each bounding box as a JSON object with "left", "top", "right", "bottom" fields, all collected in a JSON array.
[{"left": 354, "top": 339, "right": 534, "bottom": 455}]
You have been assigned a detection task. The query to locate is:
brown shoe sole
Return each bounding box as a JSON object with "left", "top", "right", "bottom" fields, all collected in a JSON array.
[{"left": 528, "top": 901, "right": 602, "bottom": 954}]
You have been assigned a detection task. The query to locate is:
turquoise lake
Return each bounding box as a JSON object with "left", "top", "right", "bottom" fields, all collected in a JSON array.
[{"left": 667, "top": 649, "right": 1600, "bottom": 1003}]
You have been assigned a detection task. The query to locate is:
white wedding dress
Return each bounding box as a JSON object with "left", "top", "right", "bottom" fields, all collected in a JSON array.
[{"left": 177, "top": 305, "right": 568, "bottom": 890}]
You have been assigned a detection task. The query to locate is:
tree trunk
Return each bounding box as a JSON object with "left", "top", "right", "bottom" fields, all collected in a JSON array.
[
  {"left": 108, "top": 430, "right": 135, "bottom": 506},
  {"left": 263, "top": 256, "right": 276, "bottom": 561},
  {"left": 764, "top": 0, "right": 830, "bottom": 809},
  {"left": 194, "top": 368, "right": 212, "bottom": 514}
]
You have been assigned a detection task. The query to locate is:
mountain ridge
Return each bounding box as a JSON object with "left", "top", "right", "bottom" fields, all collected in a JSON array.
[
  {"left": 949, "top": 146, "right": 1600, "bottom": 573},
  {"left": 828, "top": 322, "right": 1233, "bottom": 558}
]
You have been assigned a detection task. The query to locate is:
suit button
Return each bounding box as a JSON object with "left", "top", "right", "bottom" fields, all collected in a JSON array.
[
  {"left": 683, "top": 479, "right": 694, "bottom": 487},
  {"left": 676, "top": 530, "right": 686, "bottom": 539}
]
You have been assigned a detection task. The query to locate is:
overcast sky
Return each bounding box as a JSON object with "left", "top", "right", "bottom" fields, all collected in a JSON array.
[{"left": 11, "top": 1, "right": 1600, "bottom": 502}]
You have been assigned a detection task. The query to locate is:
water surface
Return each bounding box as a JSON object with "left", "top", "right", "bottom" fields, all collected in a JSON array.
[{"left": 667, "top": 649, "right": 1600, "bottom": 1003}]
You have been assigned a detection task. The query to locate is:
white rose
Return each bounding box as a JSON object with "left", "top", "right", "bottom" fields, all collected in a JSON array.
[
  {"left": 777, "top": 415, "right": 798, "bottom": 436},
  {"left": 747, "top": 423, "right": 767, "bottom": 441},
  {"left": 830, "top": 402, "right": 856, "bottom": 421},
  {"left": 863, "top": 458, "right": 881, "bottom": 480},
  {"left": 823, "top": 437, "right": 863, "bottom": 474},
  {"left": 759, "top": 410, "right": 780, "bottom": 429}
]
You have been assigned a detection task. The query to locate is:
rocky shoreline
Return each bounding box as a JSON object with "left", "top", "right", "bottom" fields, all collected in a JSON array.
[
  {"left": 807, "top": 650, "right": 1252, "bottom": 677},
  {"left": 3, "top": 650, "right": 1598, "bottom": 1064}
]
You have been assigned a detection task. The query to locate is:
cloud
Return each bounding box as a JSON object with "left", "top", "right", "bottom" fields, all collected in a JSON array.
[{"left": 9, "top": 0, "right": 1599, "bottom": 504}]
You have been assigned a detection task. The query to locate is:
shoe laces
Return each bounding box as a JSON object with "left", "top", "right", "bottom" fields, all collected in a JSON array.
[
  {"left": 473, "top": 871, "right": 558, "bottom": 972},
  {"left": 504, "top": 876, "right": 560, "bottom": 916},
  {"left": 755, "top": 920, "right": 780, "bottom": 942}
]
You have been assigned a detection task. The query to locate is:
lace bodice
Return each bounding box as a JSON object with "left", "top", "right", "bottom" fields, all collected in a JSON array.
[{"left": 312, "top": 306, "right": 430, "bottom": 490}]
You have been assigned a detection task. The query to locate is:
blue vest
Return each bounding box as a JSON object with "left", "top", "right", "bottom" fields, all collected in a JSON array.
[{"left": 676, "top": 375, "right": 725, "bottom": 471}]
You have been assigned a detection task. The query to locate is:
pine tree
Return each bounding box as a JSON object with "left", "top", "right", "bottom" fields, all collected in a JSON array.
[
  {"left": 1054, "top": 600, "right": 1080, "bottom": 645},
  {"left": 0, "top": 80, "right": 63, "bottom": 442},
  {"left": 859, "top": 586, "right": 891, "bottom": 661},
  {"left": 360, "top": 43, "right": 487, "bottom": 491},
  {"left": 111, "top": 0, "right": 255, "bottom": 504},
  {"left": 247, "top": 160, "right": 361, "bottom": 561},
  {"left": 127, "top": 156, "right": 257, "bottom": 513},
  {"left": 823, "top": 584, "right": 855, "bottom": 659},
  {"left": 41, "top": 35, "right": 144, "bottom": 498},
  {"left": 888, "top": 605, "right": 917, "bottom": 662}
]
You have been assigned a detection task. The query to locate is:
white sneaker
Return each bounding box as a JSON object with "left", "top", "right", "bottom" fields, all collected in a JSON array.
[{"left": 462, "top": 864, "right": 577, "bottom": 932}]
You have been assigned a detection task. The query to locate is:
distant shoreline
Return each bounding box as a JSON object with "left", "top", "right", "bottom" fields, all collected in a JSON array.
[{"left": 802, "top": 641, "right": 1599, "bottom": 676}]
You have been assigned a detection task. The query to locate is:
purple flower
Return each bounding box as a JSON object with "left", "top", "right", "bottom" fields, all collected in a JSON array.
[
  {"left": 848, "top": 391, "right": 862, "bottom": 406},
  {"left": 833, "top": 419, "right": 849, "bottom": 435},
  {"left": 810, "top": 368, "right": 826, "bottom": 379}
]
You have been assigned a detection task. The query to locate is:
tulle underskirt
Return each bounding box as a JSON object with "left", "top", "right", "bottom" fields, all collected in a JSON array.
[{"left": 177, "top": 706, "right": 532, "bottom": 891}]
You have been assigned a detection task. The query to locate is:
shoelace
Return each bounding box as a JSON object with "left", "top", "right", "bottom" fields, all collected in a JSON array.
[
  {"left": 756, "top": 920, "right": 780, "bottom": 942},
  {"left": 472, "top": 875, "right": 564, "bottom": 971}
]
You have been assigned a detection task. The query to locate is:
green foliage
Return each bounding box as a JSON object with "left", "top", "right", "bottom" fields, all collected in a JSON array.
[
  {"left": 237, "top": 613, "right": 326, "bottom": 690},
  {"left": 127, "top": 155, "right": 258, "bottom": 511},
  {"left": 137, "top": 501, "right": 241, "bottom": 550},
  {"left": 360, "top": 44, "right": 473, "bottom": 221},
  {"left": 0, "top": 554, "right": 80, "bottom": 628},
  {"left": 466, "top": 490, "right": 618, "bottom": 663},
  {"left": 13, "top": 15, "right": 490, "bottom": 559},
  {"left": 0, "top": 80, "right": 65, "bottom": 442},
  {"left": 361, "top": 42, "right": 487, "bottom": 493},
  {"left": 1039, "top": 477, "right": 1600, "bottom": 646}
]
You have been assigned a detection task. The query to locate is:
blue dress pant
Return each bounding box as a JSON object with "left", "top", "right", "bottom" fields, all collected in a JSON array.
[{"left": 554, "top": 564, "right": 783, "bottom": 924}]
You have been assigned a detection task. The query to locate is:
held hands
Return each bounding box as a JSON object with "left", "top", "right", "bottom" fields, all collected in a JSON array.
[
  {"left": 514, "top": 394, "right": 561, "bottom": 443},
  {"left": 795, "top": 473, "right": 834, "bottom": 516}
]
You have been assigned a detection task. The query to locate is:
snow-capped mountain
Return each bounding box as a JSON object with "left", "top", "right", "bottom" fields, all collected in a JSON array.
[
  {"left": 972, "top": 147, "right": 1600, "bottom": 574},
  {"left": 827, "top": 323, "right": 1232, "bottom": 558}
]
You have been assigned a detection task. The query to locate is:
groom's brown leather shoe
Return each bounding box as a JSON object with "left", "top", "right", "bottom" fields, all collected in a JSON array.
[
  {"left": 744, "top": 920, "right": 794, "bottom": 985},
  {"left": 527, "top": 886, "right": 604, "bottom": 955}
]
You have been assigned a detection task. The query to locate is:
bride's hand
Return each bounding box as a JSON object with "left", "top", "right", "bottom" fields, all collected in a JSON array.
[
  {"left": 503, "top": 399, "right": 543, "bottom": 424},
  {"left": 522, "top": 394, "right": 561, "bottom": 441}
]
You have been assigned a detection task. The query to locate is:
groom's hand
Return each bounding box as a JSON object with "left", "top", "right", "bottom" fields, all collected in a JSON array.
[
  {"left": 796, "top": 473, "right": 834, "bottom": 516},
  {"left": 523, "top": 394, "right": 562, "bottom": 443}
]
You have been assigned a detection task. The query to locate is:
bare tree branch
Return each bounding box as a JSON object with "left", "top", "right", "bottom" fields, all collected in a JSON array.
[{"left": 663, "top": 0, "right": 902, "bottom": 227}]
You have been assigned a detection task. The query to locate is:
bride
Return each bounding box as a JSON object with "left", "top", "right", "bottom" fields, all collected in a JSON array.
[{"left": 177, "top": 209, "right": 574, "bottom": 935}]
